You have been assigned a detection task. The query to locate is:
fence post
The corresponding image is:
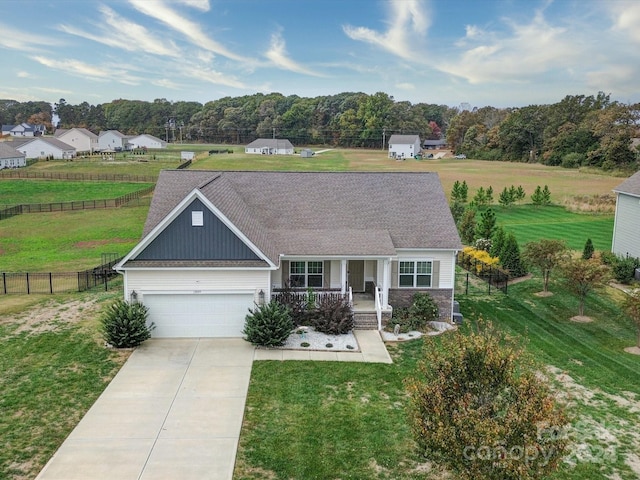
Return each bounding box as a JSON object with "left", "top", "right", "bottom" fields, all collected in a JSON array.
[
  {"left": 26, "top": 272, "right": 30, "bottom": 294},
  {"left": 49, "top": 272, "right": 53, "bottom": 294},
  {"left": 2, "top": 272, "right": 6, "bottom": 294},
  {"left": 465, "top": 272, "right": 469, "bottom": 295},
  {"left": 488, "top": 266, "right": 491, "bottom": 295}
]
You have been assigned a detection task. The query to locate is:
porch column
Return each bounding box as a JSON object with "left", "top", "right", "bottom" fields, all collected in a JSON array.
[
  {"left": 341, "top": 259, "right": 347, "bottom": 294},
  {"left": 382, "top": 258, "right": 390, "bottom": 308}
]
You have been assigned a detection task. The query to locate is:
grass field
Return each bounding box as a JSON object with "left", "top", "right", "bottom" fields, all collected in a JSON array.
[
  {"left": 24, "top": 157, "right": 182, "bottom": 176},
  {"left": 235, "top": 279, "right": 640, "bottom": 479},
  {"left": 494, "top": 205, "right": 614, "bottom": 251},
  {"left": 0, "top": 180, "right": 153, "bottom": 206}
]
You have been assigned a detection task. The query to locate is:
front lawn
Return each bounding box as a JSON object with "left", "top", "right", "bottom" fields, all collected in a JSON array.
[
  {"left": 236, "top": 279, "right": 640, "bottom": 479},
  {"left": 0, "top": 291, "right": 129, "bottom": 480}
]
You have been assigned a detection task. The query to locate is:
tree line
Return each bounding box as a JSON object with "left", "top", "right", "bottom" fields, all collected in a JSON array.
[{"left": 2, "top": 91, "right": 638, "bottom": 170}]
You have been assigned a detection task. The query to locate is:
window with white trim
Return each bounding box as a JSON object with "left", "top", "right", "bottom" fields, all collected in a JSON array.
[
  {"left": 191, "top": 210, "right": 204, "bottom": 226},
  {"left": 290, "top": 261, "right": 323, "bottom": 288},
  {"left": 399, "top": 260, "right": 432, "bottom": 287}
]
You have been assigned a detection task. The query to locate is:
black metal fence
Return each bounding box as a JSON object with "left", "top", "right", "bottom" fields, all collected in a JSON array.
[
  {"left": 0, "top": 170, "right": 157, "bottom": 182},
  {"left": 0, "top": 185, "right": 155, "bottom": 221},
  {"left": 1, "top": 254, "right": 123, "bottom": 295},
  {"left": 456, "top": 251, "right": 509, "bottom": 295}
]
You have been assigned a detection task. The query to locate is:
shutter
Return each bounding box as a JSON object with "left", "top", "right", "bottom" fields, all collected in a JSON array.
[
  {"left": 281, "top": 260, "right": 289, "bottom": 287},
  {"left": 432, "top": 261, "right": 440, "bottom": 288},
  {"left": 324, "top": 260, "right": 331, "bottom": 288},
  {"left": 391, "top": 260, "right": 398, "bottom": 288}
]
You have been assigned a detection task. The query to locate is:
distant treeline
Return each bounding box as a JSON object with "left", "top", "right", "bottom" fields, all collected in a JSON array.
[{"left": 1, "top": 91, "right": 638, "bottom": 170}]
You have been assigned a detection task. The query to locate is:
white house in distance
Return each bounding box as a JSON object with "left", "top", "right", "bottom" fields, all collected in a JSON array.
[
  {"left": 0, "top": 142, "right": 26, "bottom": 169},
  {"left": 245, "top": 138, "right": 294, "bottom": 155},
  {"left": 129, "top": 134, "right": 167, "bottom": 149},
  {"left": 54, "top": 128, "right": 99, "bottom": 153},
  {"left": 181, "top": 151, "right": 195, "bottom": 161},
  {"left": 14, "top": 137, "right": 76, "bottom": 160},
  {"left": 388, "top": 134, "right": 421, "bottom": 159},
  {"left": 1, "top": 123, "right": 46, "bottom": 137},
  {"left": 612, "top": 171, "right": 640, "bottom": 260},
  {"left": 98, "top": 130, "right": 131, "bottom": 151}
]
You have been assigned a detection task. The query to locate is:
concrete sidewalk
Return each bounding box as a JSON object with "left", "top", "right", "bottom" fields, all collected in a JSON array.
[{"left": 36, "top": 331, "right": 391, "bottom": 480}]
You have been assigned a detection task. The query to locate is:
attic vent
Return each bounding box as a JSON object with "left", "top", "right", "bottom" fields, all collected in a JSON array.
[{"left": 191, "top": 211, "right": 204, "bottom": 227}]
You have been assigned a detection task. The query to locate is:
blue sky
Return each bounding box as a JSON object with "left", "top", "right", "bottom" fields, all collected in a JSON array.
[{"left": 1, "top": 0, "right": 639, "bottom": 108}]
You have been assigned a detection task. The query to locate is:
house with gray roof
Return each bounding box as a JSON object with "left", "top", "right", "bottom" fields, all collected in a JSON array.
[
  {"left": 115, "top": 170, "right": 462, "bottom": 338},
  {"left": 245, "top": 138, "right": 294, "bottom": 155},
  {"left": 0, "top": 143, "right": 26, "bottom": 169},
  {"left": 1, "top": 123, "right": 46, "bottom": 137},
  {"left": 14, "top": 137, "right": 75, "bottom": 160},
  {"left": 129, "top": 134, "right": 167, "bottom": 149},
  {"left": 98, "top": 130, "right": 132, "bottom": 151},
  {"left": 54, "top": 127, "right": 99, "bottom": 153},
  {"left": 388, "top": 134, "right": 421, "bottom": 159},
  {"left": 612, "top": 171, "right": 640, "bottom": 259}
]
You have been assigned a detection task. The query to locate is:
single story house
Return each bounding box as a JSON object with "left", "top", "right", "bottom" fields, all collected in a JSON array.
[
  {"left": 1, "top": 123, "right": 46, "bottom": 137},
  {"left": 129, "top": 134, "right": 167, "bottom": 149},
  {"left": 0, "top": 142, "right": 26, "bottom": 169},
  {"left": 54, "top": 127, "right": 99, "bottom": 153},
  {"left": 388, "top": 134, "right": 421, "bottom": 159},
  {"left": 612, "top": 171, "right": 640, "bottom": 260},
  {"left": 114, "top": 170, "right": 462, "bottom": 338},
  {"left": 98, "top": 130, "right": 132, "bottom": 151},
  {"left": 423, "top": 139, "right": 448, "bottom": 149},
  {"left": 245, "top": 138, "right": 294, "bottom": 155},
  {"left": 14, "top": 137, "right": 75, "bottom": 160}
]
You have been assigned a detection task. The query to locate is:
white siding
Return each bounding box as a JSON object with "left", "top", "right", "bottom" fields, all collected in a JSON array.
[
  {"left": 16, "top": 139, "right": 74, "bottom": 159},
  {"left": 396, "top": 249, "right": 457, "bottom": 288},
  {"left": 612, "top": 193, "right": 640, "bottom": 259}
]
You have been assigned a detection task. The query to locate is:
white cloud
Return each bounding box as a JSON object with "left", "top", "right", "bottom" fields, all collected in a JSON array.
[
  {"left": 182, "top": 65, "right": 249, "bottom": 89},
  {"left": 17, "top": 71, "right": 32, "bottom": 78},
  {"left": 0, "top": 23, "right": 60, "bottom": 52},
  {"left": 610, "top": 2, "right": 640, "bottom": 43},
  {"left": 34, "top": 86, "right": 74, "bottom": 95},
  {"left": 395, "top": 82, "right": 415, "bottom": 91},
  {"left": 343, "top": 0, "right": 430, "bottom": 60},
  {"left": 264, "top": 31, "right": 325, "bottom": 77},
  {"left": 176, "top": 0, "right": 210, "bottom": 11},
  {"left": 152, "top": 78, "right": 181, "bottom": 89},
  {"left": 128, "top": 0, "right": 249, "bottom": 62},
  {"left": 31, "top": 56, "right": 142, "bottom": 85},
  {"left": 58, "top": 5, "right": 179, "bottom": 57}
]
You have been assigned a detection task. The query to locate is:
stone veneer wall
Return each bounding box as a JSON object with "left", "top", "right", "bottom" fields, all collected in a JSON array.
[{"left": 388, "top": 288, "right": 453, "bottom": 322}]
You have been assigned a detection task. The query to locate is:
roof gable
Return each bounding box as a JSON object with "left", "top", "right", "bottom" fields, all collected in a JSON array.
[
  {"left": 614, "top": 171, "right": 640, "bottom": 197},
  {"left": 0, "top": 143, "right": 25, "bottom": 159}
]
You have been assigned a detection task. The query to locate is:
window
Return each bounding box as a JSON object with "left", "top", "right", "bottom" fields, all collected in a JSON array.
[
  {"left": 290, "top": 261, "right": 323, "bottom": 288},
  {"left": 399, "top": 260, "right": 432, "bottom": 288},
  {"left": 191, "top": 211, "right": 204, "bottom": 226}
]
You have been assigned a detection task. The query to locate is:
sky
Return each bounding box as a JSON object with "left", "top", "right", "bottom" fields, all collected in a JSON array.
[{"left": 1, "top": 0, "right": 640, "bottom": 109}]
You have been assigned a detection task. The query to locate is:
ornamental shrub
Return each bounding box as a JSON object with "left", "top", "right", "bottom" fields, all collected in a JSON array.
[
  {"left": 243, "top": 301, "right": 294, "bottom": 347},
  {"left": 408, "top": 292, "right": 439, "bottom": 327},
  {"left": 309, "top": 295, "right": 354, "bottom": 335},
  {"left": 101, "top": 299, "right": 154, "bottom": 348},
  {"left": 612, "top": 256, "right": 640, "bottom": 284},
  {"left": 582, "top": 238, "right": 594, "bottom": 260}
]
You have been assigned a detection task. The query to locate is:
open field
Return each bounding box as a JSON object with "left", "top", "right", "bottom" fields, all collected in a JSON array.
[
  {"left": 21, "top": 157, "right": 182, "bottom": 176},
  {"left": 0, "top": 180, "right": 153, "bottom": 206}
]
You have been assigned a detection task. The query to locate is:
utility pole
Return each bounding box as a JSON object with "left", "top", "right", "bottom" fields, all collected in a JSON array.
[
  {"left": 382, "top": 128, "right": 386, "bottom": 151},
  {"left": 272, "top": 127, "right": 276, "bottom": 139}
]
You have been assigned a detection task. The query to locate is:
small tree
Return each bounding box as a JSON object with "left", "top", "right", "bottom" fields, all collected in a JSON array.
[
  {"left": 450, "top": 201, "right": 465, "bottom": 224},
  {"left": 243, "top": 301, "right": 294, "bottom": 347},
  {"left": 475, "top": 207, "right": 497, "bottom": 240},
  {"left": 499, "top": 187, "right": 514, "bottom": 208},
  {"left": 486, "top": 185, "right": 494, "bottom": 204},
  {"left": 459, "top": 208, "right": 477, "bottom": 245},
  {"left": 500, "top": 232, "right": 527, "bottom": 277},
  {"left": 522, "top": 239, "right": 568, "bottom": 293},
  {"left": 490, "top": 226, "right": 506, "bottom": 259},
  {"left": 531, "top": 186, "right": 544, "bottom": 206},
  {"left": 560, "top": 258, "right": 610, "bottom": 317},
  {"left": 623, "top": 291, "right": 640, "bottom": 348},
  {"left": 542, "top": 185, "right": 551, "bottom": 205},
  {"left": 101, "top": 299, "right": 154, "bottom": 348},
  {"left": 308, "top": 295, "right": 354, "bottom": 335},
  {"left": 515, "top": 185, "right": 526, "bottom": 203},
  {"left": 406, "top": 321, "right": 568, "bottom": 480},
  {"left": 472, "top": 186, "right": 489, "bottom": 207},
  {"left": 582, "top": 238, "right": 594, "bottom": 260}
]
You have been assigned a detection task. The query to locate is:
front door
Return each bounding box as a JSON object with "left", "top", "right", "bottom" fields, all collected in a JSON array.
[{"left": 348, "top": 260, "right": 365, "bottom": 293}]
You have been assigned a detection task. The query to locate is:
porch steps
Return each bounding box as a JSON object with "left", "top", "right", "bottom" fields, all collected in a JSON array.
[{"left": 353, "top": 311, "right": 392, "bottom": 330}]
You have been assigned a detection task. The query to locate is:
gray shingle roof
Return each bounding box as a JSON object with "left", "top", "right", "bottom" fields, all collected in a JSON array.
[
  {"left": 0, "top": 142, "right": 25, "bottom": 159},
  {"left": 614, "top": 171, "right": 640, "bottom": 197},
  {"left": 246, "top": 138, "right": 293, "bottom": 149},
  {"left": 142, "top": 171, "right": 462, "bottom": 264},
  {"left": 388, "top": 134, "right": 420, "bottom": 144}
]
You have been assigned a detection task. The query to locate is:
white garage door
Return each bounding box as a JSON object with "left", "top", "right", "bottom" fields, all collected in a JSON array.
[{"left": 142, "top": 293, "right": 254, "bottom": 338}]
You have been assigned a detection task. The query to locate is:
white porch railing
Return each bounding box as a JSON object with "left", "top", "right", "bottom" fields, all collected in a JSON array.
[
  {"left": 271, "top": 289, "right": 348, "bottom": 307},
  {"left": 348, "top": 286, "right": 353, "bottom": 307},
  {"left": 374, "top": 285, "right": 383, "bottom": 330}
]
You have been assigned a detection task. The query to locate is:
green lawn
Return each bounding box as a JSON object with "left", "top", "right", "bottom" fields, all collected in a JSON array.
[
  {"left": 0, "top": 180, "right": 153, "bottom": 206},
  {"left": 25, "top": 157, "right": 182, "bottom": 176},
  {"left": 236, "top": 280, "right": 640, "bottom": 479},
  {"left": 0, "top": 206, "right": 148, "bottom": 271},
  {"left": 493, "top": 205, "right": 614, "bottom": 251},
  {"left": 0, "top": 290, "right": 128, "bottom": 480}
]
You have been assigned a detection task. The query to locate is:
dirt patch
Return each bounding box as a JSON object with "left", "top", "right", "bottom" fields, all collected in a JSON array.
[
  {"left": 624, "top": 346, "right": 640, "bottom": 355},
  {"left": 570, "top": 315, "right": 594, "bottom": 323},
  {"left": 74, "top": 238, "right": 132, "bottom": 249},
  {"left": 2, "top": 298, "right": 101, "bottom": 335},
  {"left": 535, "top": 291, "right": 554, "bottom": 297}
]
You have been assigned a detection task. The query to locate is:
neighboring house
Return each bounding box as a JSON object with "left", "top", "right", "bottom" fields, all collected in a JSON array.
[
  {"left": 612, "top": 171, "right": 640, "bottom": 260},
  {"left": 115, "top": 171, "right": 462, "bottom": 338},
  {"left": 98, "top": 130, "right": 132, "bottom": 151},
  {"left": 129, "top": 134, "right": 167, "bottom": 149},
  {"left": 0, "top": 142, "right": 26, "bottom": 169},
  {"left": 15, "top": 137, "right": 76, "bottom": 160},
  {"left": 54, "top": 127, "right": 99, "bottom": 153},
  {"left": 423, "top": 139, "right": 447, "bottom": 149},
  {"left": 388, "top": 134, "right": 421, "bottom": 159},
  {"left": 245, "top": 138, "right": 294, "bottom": 155},
  {"left": 1, "top": 123, "right": 46, "bottom": 137}
]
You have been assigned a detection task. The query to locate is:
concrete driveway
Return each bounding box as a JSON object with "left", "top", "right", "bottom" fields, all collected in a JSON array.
[{"left": 36, "top": 338, "right": 255, "bottom": 480}]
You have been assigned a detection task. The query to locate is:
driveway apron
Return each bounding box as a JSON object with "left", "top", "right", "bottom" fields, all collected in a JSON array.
[{"left": 36, "top": 338, "right": 255, "bottom": 480}]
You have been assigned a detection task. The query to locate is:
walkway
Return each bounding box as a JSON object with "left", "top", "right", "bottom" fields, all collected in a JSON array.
[{"left": 36, "top": 331, "right": 391, "bottom": 480}]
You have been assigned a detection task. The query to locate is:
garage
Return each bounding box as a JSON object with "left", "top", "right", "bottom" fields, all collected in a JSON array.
[{"left": 141, "top": 293, "right": 255, "bottom": 338}]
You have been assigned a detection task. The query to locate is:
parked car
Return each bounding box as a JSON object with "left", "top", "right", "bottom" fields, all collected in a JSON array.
[{"left": 454, "top": 153, "right": 467, "bottom": 159}]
